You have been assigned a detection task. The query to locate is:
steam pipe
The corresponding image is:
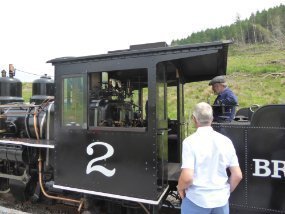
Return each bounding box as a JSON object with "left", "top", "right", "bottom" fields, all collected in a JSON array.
[
  {"left": 33, "top": 105, "right": 84, "bottom": 212},
  {"left": 38, "top": 155, "right": 84, "bottom": 211}
]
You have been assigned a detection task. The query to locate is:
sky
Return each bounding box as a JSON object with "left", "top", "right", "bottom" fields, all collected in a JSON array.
[{"left": 0, "top": 0, "right": 284, "bottom": 82}]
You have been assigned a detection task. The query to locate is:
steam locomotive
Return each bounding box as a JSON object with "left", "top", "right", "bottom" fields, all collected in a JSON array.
[{"left": 0, "top": 41, "right": 284, "bottom": 214}]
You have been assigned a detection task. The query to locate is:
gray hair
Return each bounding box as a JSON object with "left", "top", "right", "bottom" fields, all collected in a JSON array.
[{"left": 192, "top": 102, "right": 213, "bottom": 126}]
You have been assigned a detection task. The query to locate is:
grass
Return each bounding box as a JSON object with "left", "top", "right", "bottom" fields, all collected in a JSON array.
[
  {"left": 22, "top": 82, "right": 32, "bottom": 102},
  {"left": 228, "top": 43, "right": 285, "bottom": 74},
  {"left": 179, "top": 73, "right": 285, "bottom": 120},
  {"left": 178, "top": 72, "right": 285, "bottom": 134},
  {"left": 168, "top": 43, "right": 285, "bottom": 120}
]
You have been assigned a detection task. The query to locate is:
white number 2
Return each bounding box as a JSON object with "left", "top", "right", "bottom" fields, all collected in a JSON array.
[{"left": 86, "top": 142, "right": 116, "bottom": 177}]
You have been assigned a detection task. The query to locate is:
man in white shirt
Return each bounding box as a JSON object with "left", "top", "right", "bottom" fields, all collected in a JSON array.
[{"left": 177, "top": 102, "right": 242, "bottom": 214}]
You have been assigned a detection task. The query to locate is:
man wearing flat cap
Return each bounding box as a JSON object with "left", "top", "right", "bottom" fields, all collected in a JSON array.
[{"left": 209, "top": 76, "right": 238, "bottom": 122}]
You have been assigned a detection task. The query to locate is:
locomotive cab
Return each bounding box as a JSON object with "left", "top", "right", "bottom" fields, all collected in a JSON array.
[{"left": 48, "top": 41, "right": 231, "bottom": 212}]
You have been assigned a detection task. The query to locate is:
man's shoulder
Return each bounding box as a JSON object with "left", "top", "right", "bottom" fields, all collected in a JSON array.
[
  {"left": 183, "top": 133, "right": 195, "bottom": 142},
  {"left": 223, "top": 87, "right": 235, "bottom": 94},
  {"left": 225, "top": 87, "right": 238, "bottom": 97},
  {"left": 183, "top": 132, "right": 199, "bottom": 144}
]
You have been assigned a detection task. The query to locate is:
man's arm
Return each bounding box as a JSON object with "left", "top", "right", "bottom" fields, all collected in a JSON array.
[
  {"left": 229, "top": 166, "right": 243, "bottom": 192},
  {"left": 223, "top": 97, "right": 238, "bottom": 106},
  {"left": 223, "top": 90, "right": 238, "bottom": 106},
  {"left": 177, "top": 168, "right": 194, "bottom": 198}
]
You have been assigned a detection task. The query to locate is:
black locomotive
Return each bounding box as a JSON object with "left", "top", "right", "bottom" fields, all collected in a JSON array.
[{"left": 0, "top": 41, "right": 284, "bottom": 214}]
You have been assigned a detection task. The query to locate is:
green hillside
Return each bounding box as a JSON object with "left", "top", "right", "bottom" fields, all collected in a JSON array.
[
  {"left": 168, "top": 4, "right": 285, "bottom": 119},
  {"left": 228, "top": 43, "right": 285, "bottom": 73},
  {"left": 172, "top": 4, "right": 285, "bottom": 46},
  {"left": 169, "top": 43, "right": 285, "bottom": 120}
]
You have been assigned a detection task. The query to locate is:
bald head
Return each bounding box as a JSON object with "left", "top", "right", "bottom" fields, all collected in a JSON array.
[{"left": 192, "top": 102, "right": 213, "bottom": 126}]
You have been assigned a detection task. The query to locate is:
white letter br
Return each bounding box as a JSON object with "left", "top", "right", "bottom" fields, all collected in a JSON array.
[{"left": 252, "top": 159, "right": 285, "bottom": 178}]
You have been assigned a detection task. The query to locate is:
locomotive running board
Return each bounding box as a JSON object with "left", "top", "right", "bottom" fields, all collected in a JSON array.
[
  {"left": 53, "top": 184, "right": 169, "bottom": 205},
  {"left": 0, "top": 139, "right": 55, "bottom": 149}
]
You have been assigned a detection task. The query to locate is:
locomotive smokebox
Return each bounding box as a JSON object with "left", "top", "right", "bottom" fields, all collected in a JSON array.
[
  {"left": 0, "top": 69, "right": 24, "bottom": 104},
  {"left": 30, "top": 74, "right": 54, "bottom": 104}
]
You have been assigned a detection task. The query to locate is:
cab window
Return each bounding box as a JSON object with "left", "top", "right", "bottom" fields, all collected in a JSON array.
[{"left": 62, "top": 76, "right": 85, "bottom": 127}]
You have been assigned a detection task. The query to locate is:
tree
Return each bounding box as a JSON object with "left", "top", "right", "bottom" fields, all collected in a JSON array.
[
  {"left": 171, "top": 4, "right": 285, "bottom": 46},
  {"left": 235, "top": 13, "right": 244, "bottom": 44}
]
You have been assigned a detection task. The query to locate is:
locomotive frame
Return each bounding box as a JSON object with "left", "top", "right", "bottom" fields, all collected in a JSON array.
[{"left": 0, "top": 40, "right": 284, "bottom": 213}]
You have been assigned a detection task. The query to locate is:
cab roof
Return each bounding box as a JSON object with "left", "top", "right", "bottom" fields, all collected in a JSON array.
[{"left": 48, "top": 40, "right": 232, "bottom": 85}]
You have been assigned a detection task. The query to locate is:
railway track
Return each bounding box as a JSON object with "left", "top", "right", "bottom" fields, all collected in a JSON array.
[
  {"left": 0, "top": 193, "right": 78, "bottom": 214},
  {"left": 0, "top": 193, "right": 180, "bottom": 214}
]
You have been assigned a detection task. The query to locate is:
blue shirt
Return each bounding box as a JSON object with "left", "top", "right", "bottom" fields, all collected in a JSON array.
[{"left": 213, "top": 87, "right": 238, "bottom": 122}]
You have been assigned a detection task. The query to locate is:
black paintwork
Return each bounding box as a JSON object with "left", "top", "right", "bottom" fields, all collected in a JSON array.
[
  {"left": 30, "top": 74, "right": 54, "bottom": 104},
  {"left": 48, "top": 41, "right": 231, "bottom": 202},
  {"left": 0, "top": 76, "right": 23, "bottom": 104},
  {"left": 213, "top": 105, "right": 285, "bottom": 213}
]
